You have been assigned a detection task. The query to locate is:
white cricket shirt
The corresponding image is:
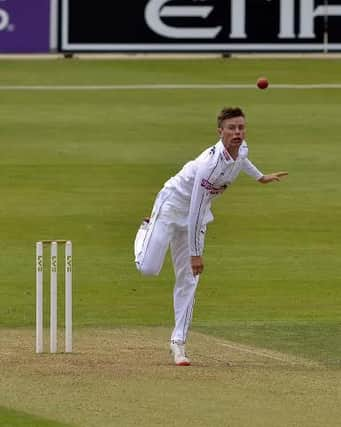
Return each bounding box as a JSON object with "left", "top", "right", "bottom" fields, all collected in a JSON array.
[{"left": 162, "top": 140, "right": 263, "bottom": 256}]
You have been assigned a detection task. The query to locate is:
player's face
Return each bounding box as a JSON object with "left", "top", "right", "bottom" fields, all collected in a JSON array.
[{"left": 218, "top": 116, "right": 246, "bottom": 150}]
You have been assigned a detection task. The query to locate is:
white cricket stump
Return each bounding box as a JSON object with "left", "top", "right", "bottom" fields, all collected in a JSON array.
[
  {"left": 50, "top": 241, "right": 58, "bottom": 353},
  {"left": 65, "top": 241, "right": 73, "bottom": 353},
  {"left": 35, "top": 242, "right": 43, "bottom": 354},
  {"left": 35, "top": 240, "right": 73, "bottom": 354}
]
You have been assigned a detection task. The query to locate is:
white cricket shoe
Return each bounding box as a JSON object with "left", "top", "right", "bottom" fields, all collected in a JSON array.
[{"left": 170, "top": 340, "right": 191, "bottom": 366}]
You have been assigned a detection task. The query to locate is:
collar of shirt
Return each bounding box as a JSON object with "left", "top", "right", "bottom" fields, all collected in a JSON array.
[{"left": 218, "top": 139, "right": 248, "bottom": 162}]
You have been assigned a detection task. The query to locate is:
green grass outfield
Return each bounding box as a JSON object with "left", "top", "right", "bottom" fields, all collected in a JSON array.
[{"left": 0, "top": 57, "right": 341, "bottom": 426}]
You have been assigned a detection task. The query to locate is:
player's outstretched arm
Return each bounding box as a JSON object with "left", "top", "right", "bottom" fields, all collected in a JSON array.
[{"left": 258, "top": 171, "right": 288, "bottom": 184}]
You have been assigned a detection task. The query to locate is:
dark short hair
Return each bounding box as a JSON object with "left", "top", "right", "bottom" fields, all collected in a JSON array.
[{"left": 217, "top": 107, "right": 245, "bottom": 128}]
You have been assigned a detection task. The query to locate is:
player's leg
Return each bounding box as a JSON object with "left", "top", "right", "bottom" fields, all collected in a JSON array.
[
  {"left": 135, "top": 215, "right": 172, "bottom": 276},
  {"left": 170, "top": 228, "right": 199, "bottom": 344},
  {"left": 134, "top": 189, "right": 172, "bottom": 275},
  {"left": 134, "top": 217, "right": 150, "bottom": 261},
  {"left": 169, "top": 226, "right": 206, "bottom": 365}
]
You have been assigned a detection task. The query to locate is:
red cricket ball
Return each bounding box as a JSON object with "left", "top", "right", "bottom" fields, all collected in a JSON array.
[{"left": 257, "top": 77, "right": 269, "bottom": 90}]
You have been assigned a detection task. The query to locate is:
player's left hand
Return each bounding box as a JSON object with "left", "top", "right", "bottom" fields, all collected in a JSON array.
[{"left": 258, "top": 171, "right": 288, "bottom": 184}]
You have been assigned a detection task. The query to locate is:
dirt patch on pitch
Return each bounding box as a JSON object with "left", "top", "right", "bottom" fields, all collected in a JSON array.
[
  {"left": 0, "top": 328, "right": 338, "bottom": 427},
  {"left": 0, "top": 327, "right": 318, "bottom": 375}
]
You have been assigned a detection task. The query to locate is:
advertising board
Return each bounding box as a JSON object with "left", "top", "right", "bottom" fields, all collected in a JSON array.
[{"left": 60, "top": 0, "right": 341, "bottom": 52}]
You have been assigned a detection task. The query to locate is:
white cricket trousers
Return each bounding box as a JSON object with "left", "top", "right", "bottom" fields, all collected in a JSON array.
[{"left": 134, "top": 190, "right": 205, "bottom": 344}]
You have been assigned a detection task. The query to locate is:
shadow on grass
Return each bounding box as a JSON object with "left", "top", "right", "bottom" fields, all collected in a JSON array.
[{"left": 0, "top": 406, "right": 75, "bottom": 427}]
